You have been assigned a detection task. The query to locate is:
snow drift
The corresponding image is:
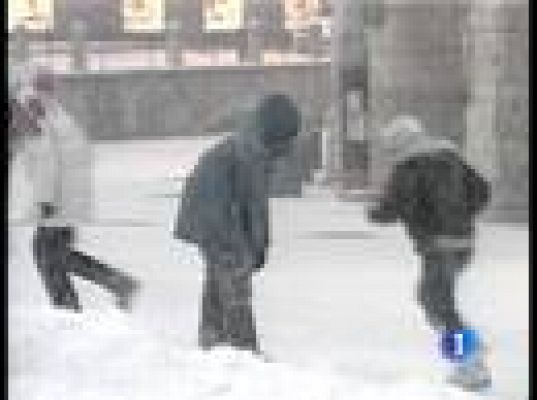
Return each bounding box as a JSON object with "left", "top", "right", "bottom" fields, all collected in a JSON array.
[{"left": 9, "top": 306, "right": 486, "bottom": 400}]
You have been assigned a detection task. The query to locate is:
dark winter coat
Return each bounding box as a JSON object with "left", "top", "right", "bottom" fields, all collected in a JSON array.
[
  {"left": 174, "top": 115, "right": 269, "bottom": 269},
  {"left": 370, "top": 149, "right": 490, "bottom": 252}
]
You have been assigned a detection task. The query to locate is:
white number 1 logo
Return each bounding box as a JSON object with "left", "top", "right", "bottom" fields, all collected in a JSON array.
[{"left": 455, "top": 332, "right": 464, "bottom": 357}]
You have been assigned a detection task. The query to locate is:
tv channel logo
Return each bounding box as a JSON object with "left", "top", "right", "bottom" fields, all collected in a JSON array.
[{"left": 440, "top": 329, "right": 480, "bottom": 362}]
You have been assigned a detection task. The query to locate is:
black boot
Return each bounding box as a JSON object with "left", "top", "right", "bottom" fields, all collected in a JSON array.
[{"left": 114, "top": 276, "right": 140, "bottom": 312}]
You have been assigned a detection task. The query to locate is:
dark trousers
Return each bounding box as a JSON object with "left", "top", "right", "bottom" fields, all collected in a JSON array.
[
  {"left": 32, "top": 225, "right": 131, "bottom": 312},
  {"left": 416, "top": 247, "right": 472, "bottom": 332},
  {"left": 199, "top": 248, "right": 258, "bottom": 352}
]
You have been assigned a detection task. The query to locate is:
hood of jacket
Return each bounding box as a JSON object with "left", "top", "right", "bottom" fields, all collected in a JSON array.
[
  {"left": 383, "top": 115, "right": 458, "bottom": 164},
  {"left": 230, "top": 105, "right": 268, "bottom": 164}
]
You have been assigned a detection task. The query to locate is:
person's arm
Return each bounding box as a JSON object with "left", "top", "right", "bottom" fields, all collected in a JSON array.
[
  {"left": 463, "top": 162, "right": 491, "bottom": 216},
  {"left": 369, "top": 162, "right": 405, "bottom": 224},
  {"left": 369, "top": 159, "right": 422, "bottom": 225},
  {"left": 369, "top": 184, "right": 400, "bottom": 224},
  {"left": 8, "top": 97, "right": 40, "bottom": 154},
  {"left": 236, "top": 162, "right": 269, "bottom": 270},
  {"left": 245, "top": 195, "right": 269, "bottom": 270},
  {"left": 8, "top": 100, "right": 24, "bottom": 159},
  {"left": 173, "top": 169, "right": 198, "bottom": 242}
]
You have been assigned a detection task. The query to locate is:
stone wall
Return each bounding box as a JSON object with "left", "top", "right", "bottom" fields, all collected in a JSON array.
[
  {"left": 367, "top": 0, "right": 528, "bottom": 221},
  {"left": 369, "top": 2, "right": 468, "bottom": 187},
  {"left": 465, "top": 1, "right": 528, "bottom": 220},
  {"left": 48, "top": 63, "right": 330, "bottom": 196},
  {"left": 50, "top": 64, "right": 329, "bottom": 140}
]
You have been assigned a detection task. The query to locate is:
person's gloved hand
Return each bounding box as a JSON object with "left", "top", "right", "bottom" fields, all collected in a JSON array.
[{"left": 253, "top": 249, "right": 266, "bottom": 270}]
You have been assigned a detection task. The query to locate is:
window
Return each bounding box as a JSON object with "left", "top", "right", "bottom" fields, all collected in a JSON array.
[
  {"left": 8, "top": 0, "right": 54, "bottom": 31},
  {"left": 203, "top": 0, "right": 244, "bottom": 31},
  {"left": 284, "top": 0, "right": 319, "bottom": 30},
  {"left": 123, "top": 0, "right": 164, "bottom": 32}
]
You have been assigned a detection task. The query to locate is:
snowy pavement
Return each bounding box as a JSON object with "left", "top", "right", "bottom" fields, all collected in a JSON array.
[{"left": 8, "top": 138, "right": 529, "bottom": 400}]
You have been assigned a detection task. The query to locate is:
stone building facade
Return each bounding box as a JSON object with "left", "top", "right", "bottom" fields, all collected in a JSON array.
[
  {"left": 329, "top": 0, "right": 528, "bottom": 221},
  {"left": 8, "top": 0, "right": 528, "bottom": 218},
  {"left": 464, "top": 1, "right": 528, "bottom": 220}
]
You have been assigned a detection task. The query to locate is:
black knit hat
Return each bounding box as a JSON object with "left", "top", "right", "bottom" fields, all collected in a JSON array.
[{"left": 256, "top": 93, "right": 301, "bottom": 143}]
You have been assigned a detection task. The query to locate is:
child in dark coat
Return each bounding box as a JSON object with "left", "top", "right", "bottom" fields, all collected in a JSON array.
[
  {"left": 369, "top": 116, "right": 491, "bottom": 392},
  {"left": 175, "top": 94, "right": 301, "bottom": 354}
]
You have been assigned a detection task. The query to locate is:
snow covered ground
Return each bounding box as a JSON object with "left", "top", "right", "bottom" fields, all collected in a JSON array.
[{"left": 8, "top": 138, "right": 529, "bottom": 400}]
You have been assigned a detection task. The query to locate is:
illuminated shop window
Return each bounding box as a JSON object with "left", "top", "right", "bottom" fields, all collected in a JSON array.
[
  {"left": 284, "top": 0, "right": 319, "bottom": 30},
  {"left": 123, "top": 0, "right": 164, "bottom": 32},
  {"left": 8, "top": 0, "right": 54, "bottom": 31},
  {"left": 203, "top": 0, "right": 244, "bottom": 31}
]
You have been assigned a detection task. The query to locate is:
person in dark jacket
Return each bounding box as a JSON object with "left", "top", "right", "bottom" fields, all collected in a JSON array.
[
  {"left": 174, "top": 93, "right": 301, "bottom": 354},
  {"left": 369, "top": 115, "right": 492, "bottom": 392}
]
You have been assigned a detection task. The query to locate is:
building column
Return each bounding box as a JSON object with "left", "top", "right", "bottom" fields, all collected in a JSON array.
[
  {"left": 166, "top": 19, "right": 182, "bottom": 67},
  {"left": 325, "top": 0, "right": 384, "bottom": 192},
  {"left": 324, "top": 0, "right": 352, "bottom": 191},
  {"left": 366, "top": 22, "right": 388, "bottom": 190},
  {"left": 464, "top": 2, "right": 501, "bottom": 185},
  {"left": 465, "top": 1, "right": 529, "bottom": 220},
  {"left": 245, "top": 19, "right": 263, "bottom": 64},
  {"left": 367, "top": 2, "right": 468, "bottom": 191},
  {"left": 70, "top": 19, "right": 88, "bottom": 71},
  {"left": 12, "top": 24, "right": 30, "bottom": 64}
]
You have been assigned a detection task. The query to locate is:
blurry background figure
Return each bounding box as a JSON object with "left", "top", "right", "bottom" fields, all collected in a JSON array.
[
  {"left": 369, "top": 115, "right": 492, "bottom": 392},
  {"left": 175, "top": 94, "right": 301, "bottom": 354},
  {"left": 8, "top": 63, "right": 139, "bottom": 313}
]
